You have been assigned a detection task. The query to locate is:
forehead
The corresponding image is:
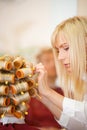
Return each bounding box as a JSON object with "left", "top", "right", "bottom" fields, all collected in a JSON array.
[{"left": 55, "top": 32, "right": 68, "bottom": 48}]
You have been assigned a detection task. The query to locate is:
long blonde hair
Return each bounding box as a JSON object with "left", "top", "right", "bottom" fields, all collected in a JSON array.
[{"left": 51, "top": 16, "right": 87, "bottom": 101}]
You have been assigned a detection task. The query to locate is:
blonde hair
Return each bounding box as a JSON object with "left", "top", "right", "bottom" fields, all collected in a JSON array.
[{"left": 51, "top": 16, "right": 87, "bottom": 101}]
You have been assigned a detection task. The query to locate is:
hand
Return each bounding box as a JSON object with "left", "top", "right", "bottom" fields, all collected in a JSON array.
[{"left": 35, "top": 63, "right": 49, "bottom": 96}]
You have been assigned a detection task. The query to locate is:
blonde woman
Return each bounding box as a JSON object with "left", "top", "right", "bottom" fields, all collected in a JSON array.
[{"left": 35, "top": 16, "right": 87, "bottom": 130}]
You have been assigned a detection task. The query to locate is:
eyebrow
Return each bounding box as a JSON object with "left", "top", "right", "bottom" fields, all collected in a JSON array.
[{"left": 55, "top": 43, "right": 68, "bottom": 49}]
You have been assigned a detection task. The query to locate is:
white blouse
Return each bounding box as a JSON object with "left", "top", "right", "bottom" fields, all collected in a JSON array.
[{"left": 56, "top": 95, "right": 87, "bottom": 130}]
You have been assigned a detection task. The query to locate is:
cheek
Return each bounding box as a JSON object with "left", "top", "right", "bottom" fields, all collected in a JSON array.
[{"left": 65, "top": 50, "right": 70, "bottom": 61}]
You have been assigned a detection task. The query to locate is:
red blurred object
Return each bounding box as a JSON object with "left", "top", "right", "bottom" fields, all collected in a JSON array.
[{"left": 25, "top": 87, "right": 64, "bottom": 129}]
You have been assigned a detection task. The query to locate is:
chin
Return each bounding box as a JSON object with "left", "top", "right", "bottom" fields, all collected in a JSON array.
[{"left": 67, "top": 68, "right": 72, "bottom": 73}]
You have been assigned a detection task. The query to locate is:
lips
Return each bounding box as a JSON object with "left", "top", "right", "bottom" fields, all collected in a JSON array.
[{"left": 64, "top": 64, "right": 70, "bottom": 68}]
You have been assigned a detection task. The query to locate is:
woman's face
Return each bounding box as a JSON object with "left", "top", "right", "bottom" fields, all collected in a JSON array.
[{"left": 55, "top": 32, "right": 71, "bottom": 73}]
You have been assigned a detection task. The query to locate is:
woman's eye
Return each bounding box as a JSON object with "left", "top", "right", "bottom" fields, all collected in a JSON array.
[{"left": 64, "top": 47, "right": 69, "bottom": 51}]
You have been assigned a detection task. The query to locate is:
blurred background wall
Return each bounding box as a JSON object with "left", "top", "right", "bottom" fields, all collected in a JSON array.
[{"left": 0, "top": 0, "right": 86, "bottom": 62}]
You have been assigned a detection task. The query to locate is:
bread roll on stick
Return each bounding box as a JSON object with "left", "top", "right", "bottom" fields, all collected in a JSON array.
[
  {"left": 17, "top": 103, "right": 29, "bottom": 113},
  {"left": 12, "top": 92, "right": 30, "bottom": 105},
  {"left": 0, "top": 73, "right": 15, "bottom": 83},
  {"left": 0, "top": 105, "right": 15, "bottom": 115},
  {"left": 10, "top": 82, "right": 29, "bottom": 94},
  {"left": 0, "top": 97, "right": 10, "bottom": 106},
  {"left": 29, "top": 88, "right": 41, "bottom": 99},
  {"left": 13, "top": 56, "right": 24, "bottom": 69},
  {"left": 16, "top": 68, "right": 34, "bottom": 79},
  {"left": 0, "top": 85, "right": 9, "bottom": 95},
  {"left": 0, "top": 61, "right": 12, "bottom": 71}
]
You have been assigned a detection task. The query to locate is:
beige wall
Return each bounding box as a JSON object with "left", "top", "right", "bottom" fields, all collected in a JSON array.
[
  {"left": 0, "top": 0, "right": 77, "bottom": 56},
  {"left": 77, "top": 0, "right": 87, "bottom": 16}
]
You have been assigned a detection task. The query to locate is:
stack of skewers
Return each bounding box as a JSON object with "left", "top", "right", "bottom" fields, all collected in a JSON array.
[{"left": 0, "top": 55, "right": 38, "bottom": 119}]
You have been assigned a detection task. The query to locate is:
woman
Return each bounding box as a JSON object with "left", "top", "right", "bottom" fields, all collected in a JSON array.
[{"left": 35, "top": 16, "right": 87, "bottom": 130}]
